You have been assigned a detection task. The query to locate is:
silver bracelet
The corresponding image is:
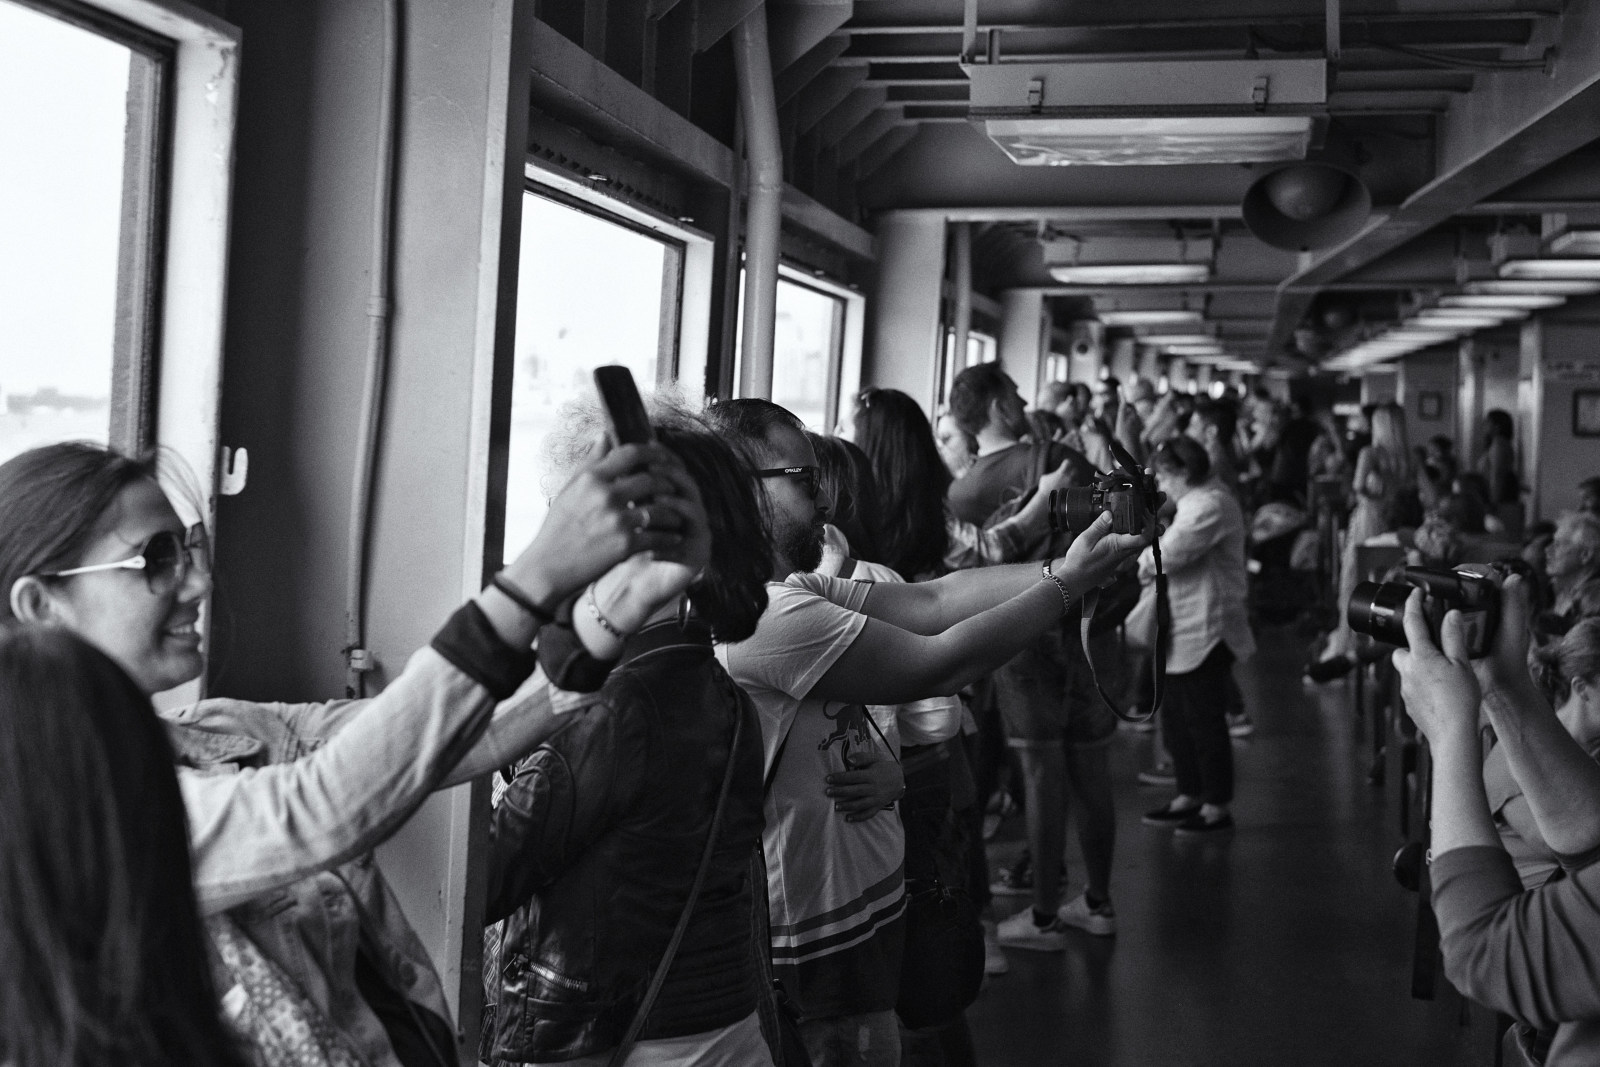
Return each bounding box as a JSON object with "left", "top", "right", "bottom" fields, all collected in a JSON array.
[
  {"left": 1041, "top": 560, "right": 1073, "bottom": 616},
  {"left": 586, "top": 585, "right": 628, "bottom": 640}
]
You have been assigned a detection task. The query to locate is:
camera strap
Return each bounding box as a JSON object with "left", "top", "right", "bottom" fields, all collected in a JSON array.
[{"left": 1077, "top": 421, "right": 1167, "bottom": 723}]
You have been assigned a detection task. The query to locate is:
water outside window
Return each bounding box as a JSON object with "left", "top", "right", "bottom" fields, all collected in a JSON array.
[
  {"left": 0, "top": 1, "right": 133, "bottom": 460},
  {"left": 769, "top": 278, "right": 842, "bottom": 432},
  {"left": 503, "top": 192, "right": 681, "bottom": 561}
]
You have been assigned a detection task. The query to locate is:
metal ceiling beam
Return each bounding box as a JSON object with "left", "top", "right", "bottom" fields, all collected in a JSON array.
[
  {"left": 692, "top": 0, "right": 764, "bottom": 52},
  {"left": 1267, "top": 0, "right": 1600, "bottom": 349},
  {"left": 814, "top": 86, "right": 888, "bottom": 148},
  {"left": 776, "top": 36, "right": 851, "bottom": 105},
  {"left": 838, "top": 2, "right": 1555, "bottom": 35},
  {"left": 794, "top": 66, "right": 868, "bottom": 135},
  {"left": 835, "top": 106, "right": 901, "bottom": 162},
  {"left": 855, "top": 124, "right": 919, "bottom": 178},
  {"left": 768, "top": 0, "right": 855, "bottom": 70}
]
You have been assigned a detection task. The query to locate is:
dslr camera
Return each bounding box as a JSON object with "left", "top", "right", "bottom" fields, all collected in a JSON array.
[
  {"left": 1048, "top": 467, "right": 1161, "bottom": 536},
  {"left": 1347, "top": 565, "right": 1501, "bottom": 658}
]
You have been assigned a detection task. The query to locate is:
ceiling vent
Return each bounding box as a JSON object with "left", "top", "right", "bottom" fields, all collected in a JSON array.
[{"left": 966, "top": 58, "right": 1325, "bottom": 167}]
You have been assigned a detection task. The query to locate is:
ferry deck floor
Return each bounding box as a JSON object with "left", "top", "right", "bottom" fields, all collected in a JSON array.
[{"left": 967, "top": 623, "right": 1499, "bottom": 1067}]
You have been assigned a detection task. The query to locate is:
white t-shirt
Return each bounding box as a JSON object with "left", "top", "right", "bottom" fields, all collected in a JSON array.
[{"left": 715, "top": 572, "right": 907, "bottom": 1018}]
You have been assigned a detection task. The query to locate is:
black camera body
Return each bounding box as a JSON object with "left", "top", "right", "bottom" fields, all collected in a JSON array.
[
  {"left": 1347, "top": 565, "right": 1500, "bottom": 657},
  {"left": 1049, "top": 469, "right": 1160, "bottom": 536}
]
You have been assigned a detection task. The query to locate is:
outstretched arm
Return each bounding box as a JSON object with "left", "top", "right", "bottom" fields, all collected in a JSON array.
[
  {"left": 1476, "top": 576, "right": 1600, "bottom": 857},
  {"left": 863, "top": 510, "right": 1151, "bottom": 636},
  {"left": 811, "top": 512, "right": 1149, "bottom": 704}
]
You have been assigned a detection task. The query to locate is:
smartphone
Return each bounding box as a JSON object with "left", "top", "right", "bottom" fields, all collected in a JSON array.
[{"left": 594, "top": 365, "right": 654, "bottom": 446}]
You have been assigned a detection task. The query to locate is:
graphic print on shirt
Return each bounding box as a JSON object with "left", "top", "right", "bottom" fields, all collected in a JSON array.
[{"left": 816, "top": 703, "right": 875, "bottom": 762}]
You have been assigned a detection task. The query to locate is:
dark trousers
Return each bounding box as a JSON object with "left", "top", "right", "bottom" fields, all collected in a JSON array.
[{"left": 1161, "top": 644, "right": 1235, "bottom": 806}]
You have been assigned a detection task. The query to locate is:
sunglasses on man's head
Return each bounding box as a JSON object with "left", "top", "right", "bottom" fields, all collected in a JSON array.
[
  {"left": 44, "top": 525, "right": 211, "bottom": 594},
  {"left": 756, "top": 466, "right": 821, "bottom": 498}
]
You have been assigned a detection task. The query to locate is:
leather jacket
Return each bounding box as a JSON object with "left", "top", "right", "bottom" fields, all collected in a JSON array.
[{"left": 483, "top": 620, "right": 765, "bottom": 1063}]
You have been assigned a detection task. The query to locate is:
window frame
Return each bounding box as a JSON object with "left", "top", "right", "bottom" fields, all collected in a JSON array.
[
  {"left": 9, "top": 0, "right": 240, "bottom": 702},
  {"left": 769, "top": 264, "right": 864, "bottom": 434},
  {"left": 522, "top": 161, "right": 715, "bottom": 396}
]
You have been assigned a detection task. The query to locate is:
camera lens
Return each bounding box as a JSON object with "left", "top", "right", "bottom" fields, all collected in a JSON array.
[
  {"left": 1347, "top": 581, "right": 1413, "bottom": 648},
  {"left": 1049, "top": 487, "right": 1103, "bottom": 533}
]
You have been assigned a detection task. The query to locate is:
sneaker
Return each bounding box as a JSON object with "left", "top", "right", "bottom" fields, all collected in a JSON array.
[
  {"left": 1142, "top": 801, "right": 1202, "bottom": 827},
  {"left": 1137, "top": 764, "right": 1177, "bottom": 787},
  {"left": 1056, "top": 891, "right": 1116, "bottom": 937},
  {"left": 988, "top": 853, "right": 1033, "bottom": 896},
  {"left": 995, "top": 906, "right": 1066, "bottom": 951},
  {"left": 982, "top": 928, "right": 1010, "bottom": 975},
  {"left": 1227, "top": 712, "right": 1256, "bottom": 738},
  {"left": 1173, "top": 811, "right": 1235, "bottom": 836}
]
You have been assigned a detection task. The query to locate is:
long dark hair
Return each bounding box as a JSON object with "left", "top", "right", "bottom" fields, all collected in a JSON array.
[
  {"left": 0, "top": 443, "right": 160, "bottom": 619},
  {"left": 810, "top": 434, "right": 883, "bottom": 564},
  {"left": 0, "top": 627, "right": 244, "bottom": 1067},
  {"left": 852, "top": 388, "right": 952, "bottom": 579},
  {"left": 655, "top": 423, "right": 771, "bottom": 643}
]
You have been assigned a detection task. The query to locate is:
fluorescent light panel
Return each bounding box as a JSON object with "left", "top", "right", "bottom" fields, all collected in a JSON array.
[
  {"left": 1548, "top": 230, "right": 1600, "bottom": 256},
  {"left": 1441, "top": 294, "right": 1566, "bottom": 310},
  {"left": 1049, "top": 263, "right": 1211, "bottom": 285},
  {"left": 1138, "top": 333, "right": 1218, "bottom": 345},
  {"left": 982, "top": 116, "right": 1314, "bottom": 167},
  {"left": 1466, "top": 279, "right": 1600, "bottom": 296},
  {"left": 1098, "top": 309, "right": 1202, "bottom": 326},
  {"left": 1498, "top": 258, "right": 1600, "bottom": 281}
]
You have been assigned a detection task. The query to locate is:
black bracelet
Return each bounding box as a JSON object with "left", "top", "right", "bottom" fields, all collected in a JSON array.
[{"left": 491, "top": 573, "right": 556, "bottom": 626}]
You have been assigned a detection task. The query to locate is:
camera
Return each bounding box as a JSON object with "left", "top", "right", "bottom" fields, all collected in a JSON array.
[
  {"left": 1347, "top": 565, "right": 1500, "bottom": 657},
  {"left": 1048, "top": 469, "right": 1161, "bottom": 536}
]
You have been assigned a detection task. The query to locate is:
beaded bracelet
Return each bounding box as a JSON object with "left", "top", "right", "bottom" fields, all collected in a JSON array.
[
  {"left": 1041, "top": 559, "right": 1073, "bottom": 616},
  {"left": 586, "top": 584, "right": 629, "bottom": 640},
  {"left": 491, "top": 573, "right": 555, "bottom": 626}
]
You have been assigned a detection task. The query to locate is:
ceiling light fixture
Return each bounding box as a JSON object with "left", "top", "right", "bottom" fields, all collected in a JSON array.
[
  {"left": 1136, "top": 333, "right": 1218, "bottom": 346},
  {"left": 1498, "top": 258, "right": 1600, "bottom": 281},
  {"left": 1049, "top": 263, "right": 1211, "bottom": 285},
  {"left": 1547, "top": 230, "right": 1600, "bottom": 256},
  {"left": 1465, "top": 279, "right": 1600, "bottom": 296},
  {"left": 1413, "top": 311, "right": 1525, "bottom": 329},
  {"left": 968, "top": 58, "right": 1325, "bottom": 167},
  {"left": 1441, "top": 294, "right": 1566, "bottom": 310},
  {"left": 1097, "top": 310, "right": 1203, "bottom": 327}
]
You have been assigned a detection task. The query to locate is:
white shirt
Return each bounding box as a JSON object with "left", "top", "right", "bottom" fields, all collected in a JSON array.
[{"left": 1137, "top": 479, "right": 1256, "bottom": 673}]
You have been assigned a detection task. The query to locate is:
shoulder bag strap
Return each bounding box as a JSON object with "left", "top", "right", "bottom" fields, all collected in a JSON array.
[{"left": 607, "top": 706, "right": 746, "bottom": 1067}]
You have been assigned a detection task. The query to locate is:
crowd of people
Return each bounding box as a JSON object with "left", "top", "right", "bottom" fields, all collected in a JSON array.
[
  {"left": 7, "top": 359, "right": 1597, "bottom": 1067},
  {"left": 0, "top": 386, "right": 1153, "bottom": 1067}
]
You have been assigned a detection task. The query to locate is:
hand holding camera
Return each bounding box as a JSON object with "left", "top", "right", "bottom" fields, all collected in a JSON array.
[
  {"left": 1057, "top": 509, "right": 1158, "bottom": 599},
  {"left": 1391, "top": 588, "right": 1483, "bottom": 750},
  {"left": 1348, "top": 564, "right": 1505, "bottom": 659}
]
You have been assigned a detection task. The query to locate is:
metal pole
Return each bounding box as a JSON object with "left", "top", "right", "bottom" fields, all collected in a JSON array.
[
  {"left": 951, "top": 221, "right": 972, "bottom": 368},
  {"left": 733, "top": 5, "right": 782, "bottom": 400}
]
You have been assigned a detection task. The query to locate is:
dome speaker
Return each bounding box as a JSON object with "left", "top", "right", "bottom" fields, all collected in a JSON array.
[{"left": 1241, "top": 162, "right": 1372, "bottom": 252}]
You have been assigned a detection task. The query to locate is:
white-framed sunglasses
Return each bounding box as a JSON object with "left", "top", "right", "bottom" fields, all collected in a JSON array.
[{"left": 42, "top": 525, "right": 211, "bottom": 594}]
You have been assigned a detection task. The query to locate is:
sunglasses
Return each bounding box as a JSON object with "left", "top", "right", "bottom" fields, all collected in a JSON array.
[
  {"left": 756, "top": 465, "right": 821, "bottom": 498},
  {"left": 44, "top": 525, "right": 211, "bottom": 594}
]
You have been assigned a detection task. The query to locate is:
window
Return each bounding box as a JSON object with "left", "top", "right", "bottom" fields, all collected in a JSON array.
[
  {"left": 770, "top": 277, "right": 845, "bottom": 433},
  {"left": 939, "top": 329, "right": 997, "bottom": 401},
  {"left": 502, "top": 191, "right": 685, "bottom": 560},
  {"left": 0, "top": 0, "right": 170, "bottom": 463}
]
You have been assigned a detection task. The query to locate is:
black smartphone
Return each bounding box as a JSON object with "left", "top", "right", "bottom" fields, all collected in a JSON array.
[{"left": 594, "top": 365, "right": 654, "bottom": 446}]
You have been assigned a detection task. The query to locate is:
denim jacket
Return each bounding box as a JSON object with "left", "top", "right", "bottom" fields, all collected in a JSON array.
[{"left": 163, "top": 603, "right": 557, "bottom": 1067}]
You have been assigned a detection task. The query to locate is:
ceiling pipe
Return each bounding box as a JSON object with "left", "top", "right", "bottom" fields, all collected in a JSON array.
[
  {"left": 951, "top": 221, "right": 973, "bottom": 364},
  {"left": 734, "top": 5, "right": 783, "bottom": 399}
]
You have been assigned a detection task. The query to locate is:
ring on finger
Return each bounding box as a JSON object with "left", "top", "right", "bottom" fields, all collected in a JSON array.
[{"left": 633, "top": 505, "right": 652, "bottom": 532}]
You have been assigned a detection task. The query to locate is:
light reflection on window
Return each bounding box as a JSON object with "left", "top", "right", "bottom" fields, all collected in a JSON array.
[
  {"left": 770, "top": 278, "right": 843, "bottom": 432},
  {"left": 0, "top": 1, "right": 133, "bottom": 461},
  {"left": 503, "top": 193, "right": 681, "bottom": 561}
]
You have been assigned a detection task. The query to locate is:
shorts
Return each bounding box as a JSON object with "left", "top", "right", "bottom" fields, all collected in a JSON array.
[{"left": 992, "top": 622, "right": 1116, "bottom": 750}]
